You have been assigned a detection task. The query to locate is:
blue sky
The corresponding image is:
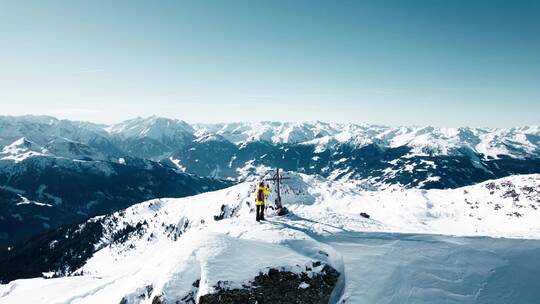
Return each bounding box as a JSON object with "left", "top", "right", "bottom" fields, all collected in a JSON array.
[{"left": 0, "top": 0, "right": 539, "bottom": 127}]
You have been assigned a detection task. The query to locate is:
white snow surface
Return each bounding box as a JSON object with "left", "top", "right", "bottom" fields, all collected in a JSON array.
[{"left": 1, "top": 173, "right": 540, "bottom": 303}]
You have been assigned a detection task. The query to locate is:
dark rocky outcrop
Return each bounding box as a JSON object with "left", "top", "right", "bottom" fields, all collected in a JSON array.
[{"left": 199, "top": 264, "right": 340, "bottom": 304}]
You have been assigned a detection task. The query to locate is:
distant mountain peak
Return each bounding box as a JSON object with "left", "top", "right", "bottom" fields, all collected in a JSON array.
[
  {"left": 3, "top": 137, "right": 41, "bottom": 152},
  {"left": 9, "top": 137, "right": 32, "bottom": 147},
  {"left": 106, "top": 115, "right": 194, "bottom": 141},
  {"left": 1, "top": 137, "right": 47, "bottom": 162}
]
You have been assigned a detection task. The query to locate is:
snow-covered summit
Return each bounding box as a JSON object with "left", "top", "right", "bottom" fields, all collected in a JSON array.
[
  {"left": 194, "top": 121, "right": 348, "bottom": 145},
  {"left": 1, "top": 173, "right": 539, "bottom": 303},
  {"left": 2, "top": 137, "right": 41, "bottom": 153},
  {"left": 0, "top": 137, "right": 47, "bottom": 162},
  {"left": 106, "top": 116, "right": 194, "bottom": 141}
]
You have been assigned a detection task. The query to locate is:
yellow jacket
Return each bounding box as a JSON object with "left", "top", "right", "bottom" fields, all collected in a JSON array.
[{"left": 255, "top": 185, "right": 270, "bottom": 206}]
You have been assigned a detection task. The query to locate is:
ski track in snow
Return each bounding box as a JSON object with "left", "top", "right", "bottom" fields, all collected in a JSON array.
[{"left": 2, "top": 173, "right": 540, "bottom": 303}]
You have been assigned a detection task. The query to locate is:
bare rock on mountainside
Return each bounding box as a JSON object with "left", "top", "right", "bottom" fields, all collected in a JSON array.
[{"left": 198, "top": 264, "right": 340, "bottom": 304}]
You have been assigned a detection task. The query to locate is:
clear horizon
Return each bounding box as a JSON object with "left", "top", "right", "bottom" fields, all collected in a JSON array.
[{"left": 1, "top": 0, "right": 539, "bottom": 127}]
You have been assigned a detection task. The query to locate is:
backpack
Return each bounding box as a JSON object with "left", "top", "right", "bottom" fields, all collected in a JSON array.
[{"left": 257, "top": 188, "right": 265, "bottom": 202}]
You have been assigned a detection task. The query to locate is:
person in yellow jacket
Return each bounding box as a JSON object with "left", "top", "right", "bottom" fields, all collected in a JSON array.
[{"left": 255, "top": 182, "right": 270, "bottom": 221}]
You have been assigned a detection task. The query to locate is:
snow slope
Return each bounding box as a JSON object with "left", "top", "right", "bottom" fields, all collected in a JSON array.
[
  {"left": 327, "top": 232, "right": 540, "bottom": 303},
  {"left": 284, "top": 174, "right": 540, "bottom": 239},
  {"left": 1, "top": 173, "right": 540, "bottom": 303},
  {"left": 0, "top": 138, "right": 47, "bottom": 162},
  {"left": 0, "top": 181, "right": 342, "bottom": 303}
]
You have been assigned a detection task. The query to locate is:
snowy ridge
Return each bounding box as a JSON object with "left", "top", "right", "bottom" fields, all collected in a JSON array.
[
  {"left": 0, "top": 181, "right": 342, "bottom": 303},
  {"left": 1, "top": 173, "right": 539, "bottom": 303},
  {"left": 0, "top": 138, "right": 47, "bottom": 162},
  {"left": 2, "top": 116, "right": 540, "bottom": 160},
  {"left": 0, "top": 115, "right": 109, "bottom": 148},
  {"left": 0, "top": 137, "right": 109, "bottom": 163},
  {"left": 194, "top": 122, "right": 540, "bottom": 159}
]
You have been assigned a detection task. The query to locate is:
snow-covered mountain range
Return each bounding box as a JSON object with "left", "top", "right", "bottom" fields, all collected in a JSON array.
[
  {"left": 194, "top": 121, "right": 540, "bottom": 158},
  {"left": 3, "top": 115, "right": 539, "bottom": 159},
  {"left": 0, "top": 132, "right": 231, "bottom": 247},
  {"left": 2, "top": 115, "right": 540, "bottom": 186},
  {"left": 1, "top": 173, "right": 539, "bottom": 303},
  {"left": 1, "top": 115, "right": 540, "bottom": 247},
  {"left": 1, "top": 115, "right": 540, "bottom": 303}
]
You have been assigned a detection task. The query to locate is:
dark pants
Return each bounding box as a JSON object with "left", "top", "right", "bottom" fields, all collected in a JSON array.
[{"left": 256, "top": 204, "right": 265, "bottom": 221}]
